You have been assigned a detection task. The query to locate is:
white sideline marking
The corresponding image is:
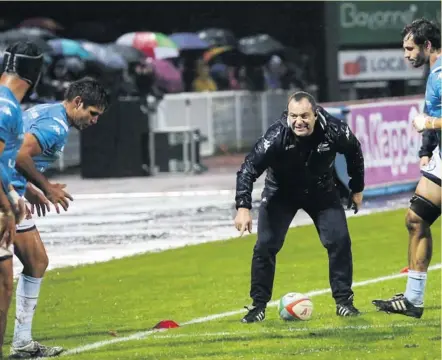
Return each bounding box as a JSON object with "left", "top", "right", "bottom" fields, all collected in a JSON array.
[
  {"left": 149, "top": 321, "right": 441, "bottom": 340},
  {"left": 64, "top": 263, "right": 442, "bottom": 356},
  {"left": 73, "top": 189, "right": 247, "bottom": 200}
]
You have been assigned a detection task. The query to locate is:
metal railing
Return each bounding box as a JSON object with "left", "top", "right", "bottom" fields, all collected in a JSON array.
[{"left": 155, "top": 90, "right": 294, "bottom": 156}]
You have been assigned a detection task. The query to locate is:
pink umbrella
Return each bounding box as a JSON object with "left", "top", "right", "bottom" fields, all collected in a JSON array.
[{"left": 150, "top": 59, "right": 183, "bottom": 93}]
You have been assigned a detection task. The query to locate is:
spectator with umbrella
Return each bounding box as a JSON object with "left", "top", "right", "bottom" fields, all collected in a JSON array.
[
  {"left": 170, "top": 32, "right": 209, "bottom": 92},
  {"left": 170, "top": 32, "right": 209, "bottom": 52},
  {"left": 47, "top": 38, "right": 93, "bottom": 60},
  {"left": 192, "top": 58, "right": 217, "bottom": 92},
  {"left": 105, "top": 44, "right": 149, "bottom": 97},
  {"left": 116, "top": 32, "right": 179, "bottom": 60},
  {"left": 198, "top": 28, "right": 238, "bottom": 48},
  {"left": 106, "top": 43, "right": 145, "bottom": 64},
  {"left": 45, "top": 39, "right": 99, "bottom": 99},
  {"left": 80, "top": 41, "right": 127, "bottom": 71},
  {"left": 150, "top": 58, "right": 183, "bottom": 94},
  {"left": 203, "top": 46, "right": 243, "bottom": 91},
  {"left": 78, "top": 41, "right": 129, "bottom": 98},
  {"left": 239, "top": 34, "right": 286, "bottom": 91}
]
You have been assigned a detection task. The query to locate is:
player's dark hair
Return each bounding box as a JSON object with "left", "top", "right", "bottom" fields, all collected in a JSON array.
[
  {"left": 64, "top": 77, "right": 110, "bottom": 111},
  {"left": 5, "top": 41, "right": 42, "bottom": 58},
  {"left": 287, "top": 91, "right": 317, "bottom": 112},
  {"left": 402, "top": 18, "right": 441, "bottom": 50}
]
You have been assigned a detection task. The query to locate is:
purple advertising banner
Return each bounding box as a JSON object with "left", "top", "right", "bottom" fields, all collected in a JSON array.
[{"left": 346, "top": 100, "right": 424, "bottom": 188}]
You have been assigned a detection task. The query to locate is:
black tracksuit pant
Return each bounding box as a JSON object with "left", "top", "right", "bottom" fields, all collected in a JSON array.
[{"left": 250, "top": 189, "right": 354, "bottom": 306}]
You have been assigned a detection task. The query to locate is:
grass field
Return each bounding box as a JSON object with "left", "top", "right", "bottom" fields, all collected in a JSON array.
[{"left": 4, "top": 209, "right": 441, "bottom": 360}]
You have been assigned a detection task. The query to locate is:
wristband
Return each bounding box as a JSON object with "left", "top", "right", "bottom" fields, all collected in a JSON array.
[{"left": 7, "top": 189, "right": 20, "bottom": 206}]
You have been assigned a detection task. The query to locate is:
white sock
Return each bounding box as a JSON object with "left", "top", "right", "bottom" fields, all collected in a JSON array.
[
  {"left": 404, "top": 270, "right": 427, "bottom": 306},
  {"left": 12, "top": 274, "right": 42, "bottom": 347}
]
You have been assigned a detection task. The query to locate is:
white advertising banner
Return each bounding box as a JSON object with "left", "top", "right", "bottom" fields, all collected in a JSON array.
[{"left": 338, "top": 49, "right": 425, "bottom": 81}]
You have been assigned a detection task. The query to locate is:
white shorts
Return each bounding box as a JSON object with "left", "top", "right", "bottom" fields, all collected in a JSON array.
[
  {"left": 16, "top": 215, "right": 36, "bottom": 233},
  {"left": 421, "top": 147, "right": 441, "bottom": 185},
  {"left": 16, "top": 200, "right": 36, "bottom": 233}
]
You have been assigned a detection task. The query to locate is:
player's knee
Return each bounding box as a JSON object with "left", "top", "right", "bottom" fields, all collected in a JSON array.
[
  {"left": 38, "top": 252, "right": 49, "bottom": 272},
  {"left": 405, "top": 209, "right": 425, "bottom": 234},
  {"left": 408, "top": 194, "right": 441, "bottom": 228},
  {"left": 254, "top": 239, "right": 283, "bottom": 257},
  {"left": 31, "top": 252, "right": 49, "bottom": 275},
  {"left": 320, "top": 230, "right": 351, "bottom": 251}
]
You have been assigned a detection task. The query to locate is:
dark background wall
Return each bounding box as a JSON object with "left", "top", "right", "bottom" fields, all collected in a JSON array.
[{"left": 3, "top": 2, "right": 325, "bottom": 45}]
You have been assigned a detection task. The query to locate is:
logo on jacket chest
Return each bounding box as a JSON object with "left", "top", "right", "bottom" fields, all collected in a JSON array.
[{"left": 317, "top": 142, "right": 330, "bottom": 153}]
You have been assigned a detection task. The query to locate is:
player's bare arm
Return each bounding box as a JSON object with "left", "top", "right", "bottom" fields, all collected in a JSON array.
[{"left": 15, "top": 133, "right": 73, "bottom": 213}]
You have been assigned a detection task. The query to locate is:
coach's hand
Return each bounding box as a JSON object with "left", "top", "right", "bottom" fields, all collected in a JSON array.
[
  {"left": 420, "top": 156, "right": 430, "bottom": 168},
  {"left": 45, "top": 183, "right": 74, "bottom": 214},
  {"left": 348, "top": 192, "right": 363, "bottom": 214},
  {"left": 234, "top": 208, "right": 252, "bottom": 237}
]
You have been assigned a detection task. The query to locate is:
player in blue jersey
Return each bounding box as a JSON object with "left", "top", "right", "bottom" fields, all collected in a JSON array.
[
  {"left": 7, "top": 77, "right": 109, "bottom": 359},
  {"left": 373, "top": 18, "right": 441, "bottom": 319},
  {"left": 0, "top": 42, "right": 44, "bottom": 359}
]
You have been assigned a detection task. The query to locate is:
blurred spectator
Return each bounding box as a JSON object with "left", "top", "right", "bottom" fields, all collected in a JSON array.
[
  {"left": 181, "top": 58, "right": 196, "bottom": 92},
  {"left": 264, "top": 55, "right": 283, "bottom": 90},
  {"left": 131, "top": 60, "right": 164, "bottom": 101},
  {"left": 228, "top": 66, "right": 240, "bottom": 90},
  {"left": 210, "top": 63, "right": 229, "bottom": 90},
  {"left": 244, "top": 65, "right": 265, "bottom": 91},
  {"left": 209, "top": 63, "right": 240, "bottom": 91},
  {"left": 192, "top": 59, "right": 217, "bottom": 92}
]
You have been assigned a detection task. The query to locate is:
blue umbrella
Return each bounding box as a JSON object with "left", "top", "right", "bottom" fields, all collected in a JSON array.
[
  {"left": 169, "top": 32, "right": 209, "bottom": 51},
  {"left": 47, "top": 38, "right": 94, "bottom": 60},
  {"left": 80, "top": 41, "right": 127, "bottom": 70}
]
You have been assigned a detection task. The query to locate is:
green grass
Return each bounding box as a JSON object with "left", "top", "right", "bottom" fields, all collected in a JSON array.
[{"left": 5, "top": 209, "right": 441, "bottom": 359}]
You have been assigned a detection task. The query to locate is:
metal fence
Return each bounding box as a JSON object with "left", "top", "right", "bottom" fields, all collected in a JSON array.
[{"left": 155, "top": 90, "right": 293, "bottom": 156}]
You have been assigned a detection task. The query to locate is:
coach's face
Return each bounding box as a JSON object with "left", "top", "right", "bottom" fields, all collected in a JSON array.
[
  {"left": 287, "top": 98, "right": 317, "bottom": 137},
  {"left": 72, "top": 97, "right": 104, "bottom": 130},
  {"left": 403, "top": 34, "right": 429, "bottom": 68}
]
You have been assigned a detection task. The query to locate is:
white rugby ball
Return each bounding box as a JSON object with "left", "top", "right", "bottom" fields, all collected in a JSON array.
[{"left": 278, "top": 292, "right": 313, "bottom": 321}]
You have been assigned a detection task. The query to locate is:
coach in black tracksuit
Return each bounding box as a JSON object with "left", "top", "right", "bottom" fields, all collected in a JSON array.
[{"left": 234, "top": 92, "right": 365, "bottom": 323}]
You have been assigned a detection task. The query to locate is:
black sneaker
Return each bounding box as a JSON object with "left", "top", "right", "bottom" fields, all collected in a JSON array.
[
  {"left": 372, "top": 293, "right": 424, "bottom": 319},
  {"left": 241, "top": 305, "right": 266, "bottom": 323},
  {"left": 336, "top": 295, "right": 361, "bottom": 317}
]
